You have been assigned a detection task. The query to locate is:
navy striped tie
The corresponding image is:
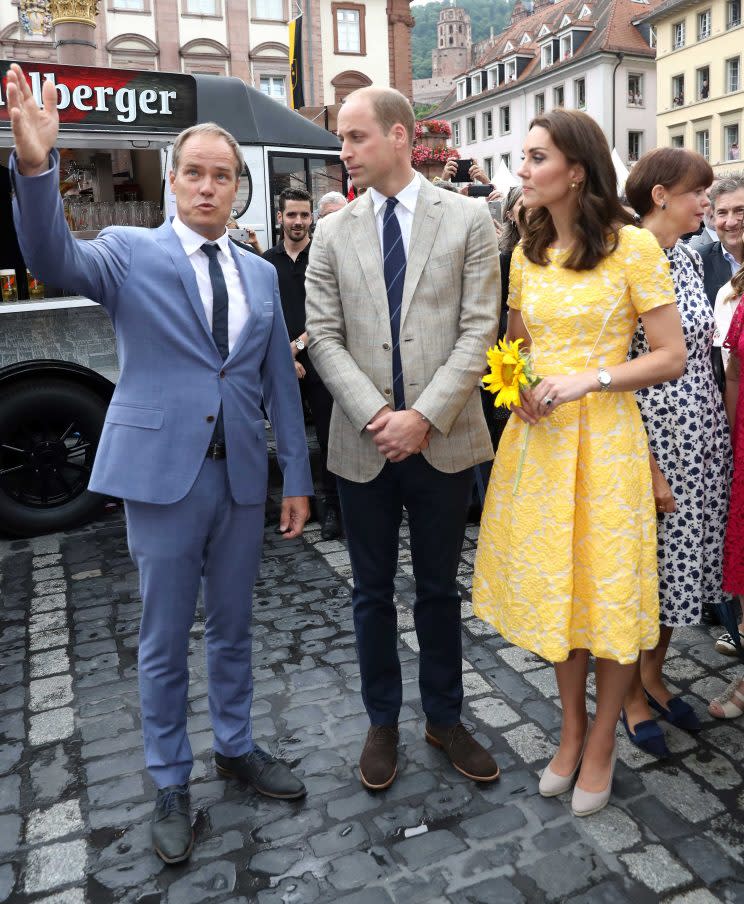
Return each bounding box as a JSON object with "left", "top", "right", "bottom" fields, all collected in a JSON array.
[{"left": 383, "top": 197, "right": 406, "bottom": 411}]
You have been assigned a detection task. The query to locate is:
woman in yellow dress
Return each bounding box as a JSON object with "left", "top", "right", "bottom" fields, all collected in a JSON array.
[{"left": 473, "top": 110, "right": 687, "bottom": 817}]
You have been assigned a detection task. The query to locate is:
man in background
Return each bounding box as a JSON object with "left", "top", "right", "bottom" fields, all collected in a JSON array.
[
  {"left": 318, "top": 191, "right": 347, "bottom": 219},
  {"left": 264, "top": 188, "right": 341, "bottom": 539}
]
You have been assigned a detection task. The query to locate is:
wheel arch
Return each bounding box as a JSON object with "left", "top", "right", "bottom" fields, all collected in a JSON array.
[{"left": 0, "top": 360, "right": 116, "bottom": 402}]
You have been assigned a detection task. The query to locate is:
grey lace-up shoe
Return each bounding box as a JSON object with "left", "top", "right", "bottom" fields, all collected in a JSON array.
[
  {"left": 215, "top": 747, "right": 306, "bottom": 799},
  {"left": 152, "top": 784, "right": 193, "bottom": 864}
]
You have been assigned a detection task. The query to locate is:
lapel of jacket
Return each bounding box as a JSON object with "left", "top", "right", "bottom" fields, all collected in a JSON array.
[
  {"left": 154, "top": 221, "right": 214, "bottom": 346},
  {"left": 225, "top": 240, "right": 261, "bottom": 362},
  {"left": 400, "top": 178, "right": 444, "bottom": 329},
  {"left": 351, "top": 192, "right": 388, "bottom": 312}
]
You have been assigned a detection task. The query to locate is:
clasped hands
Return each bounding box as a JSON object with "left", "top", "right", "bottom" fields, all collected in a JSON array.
[
  {"left": 510, "top": 371, "right": 597, "bottom": 425},
  {"left": 366, "top": 407, "right": 431, "bottom": 463}
]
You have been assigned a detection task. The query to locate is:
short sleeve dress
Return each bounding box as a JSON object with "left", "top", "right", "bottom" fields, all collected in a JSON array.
[
  {"left": 473, "top": 226, "right": 676, "bottom": 664},
  {"left": 630, "top": 243, "right": 731, "bottom": 626}
]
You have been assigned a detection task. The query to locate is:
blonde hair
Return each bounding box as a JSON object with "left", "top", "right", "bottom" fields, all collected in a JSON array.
[{"left": 172, "top": 122, "right": 243, "bottom": 181}]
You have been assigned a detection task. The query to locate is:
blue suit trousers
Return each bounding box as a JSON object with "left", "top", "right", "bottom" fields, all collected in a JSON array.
[{"left": 125, "top": 459, "right": 264, "bottom": 788}]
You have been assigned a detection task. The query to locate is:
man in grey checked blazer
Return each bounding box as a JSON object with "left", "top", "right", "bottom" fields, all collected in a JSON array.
[{"left": 305, "top": 87, "right": 501, "bottom": 790}]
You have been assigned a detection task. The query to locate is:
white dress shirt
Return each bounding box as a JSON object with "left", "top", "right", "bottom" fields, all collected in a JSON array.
[
  {"left": 370, "top": 172, "right": 421, "bottom": 260},
  {"left": 172, "top": 215, "right": 248, "bottom": 353},
  {"left": 713, "top": 280, "right": 742, "bottom": 368}
]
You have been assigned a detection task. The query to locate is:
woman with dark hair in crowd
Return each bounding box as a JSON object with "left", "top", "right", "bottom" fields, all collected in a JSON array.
[
  {"left": 473, "top": 109, "right": 686, "bottom": 817},
  {"left": 620, "top": 148, "right": 731, "bottom": 753}
]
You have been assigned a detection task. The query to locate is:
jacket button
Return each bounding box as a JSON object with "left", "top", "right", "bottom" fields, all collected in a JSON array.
[
  {"left": 384, "top": 388, "right": 391, "bottom": 396},
  {"left": 206, "top": 415, "right": 215, "bottom": 423},
  {"left": 219, "top": 370, "right": 226, "bottom": 378},
  {"left": 382, "top": 342, "right": 390, "bottom": 350}
]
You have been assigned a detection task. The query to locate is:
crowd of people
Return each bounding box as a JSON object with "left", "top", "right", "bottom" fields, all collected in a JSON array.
[{"left": 4, "top": 59, "right": 744, "bottom": 863}]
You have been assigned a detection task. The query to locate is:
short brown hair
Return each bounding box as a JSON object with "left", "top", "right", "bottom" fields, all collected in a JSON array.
[
  {"left": 172, "top": 122, "right": 243, "bottom": 181},
  {"left": 625, "top": 148, "right": 713, "bottom": 217},
  {"left": 521, "top": 109, "right": 632, "bottom": 271},
  {"left": 347, "top": 87, "right": 415, "bottom": 148}
]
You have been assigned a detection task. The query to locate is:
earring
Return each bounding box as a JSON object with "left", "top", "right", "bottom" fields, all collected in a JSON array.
[
  {"left": 661, "top": 201, "right": 667, "bottom": 209},
  {"left": 570, "top": 181, "right": 577, "bottom": 190}
]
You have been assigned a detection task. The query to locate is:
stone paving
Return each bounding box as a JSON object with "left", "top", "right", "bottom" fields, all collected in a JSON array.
[{"left": 1, "top": 489, "right": 744, "bottom": 903}]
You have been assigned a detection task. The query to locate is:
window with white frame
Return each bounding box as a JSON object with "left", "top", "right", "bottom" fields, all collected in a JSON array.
[
  {"left": 649, "top": 25, "right": 657, "bottom": 47},
  {"left": 501, "top": 152, "right": 511, "bottom": 170},
  {"left": 671, "top": 134, "right": 684, "bottom": 147},
  {"left": 672, "top": 74, "right": 685, "bottom": 106},
  {"left": 628, "top": 73, "right": 643, "bottom": 105},
  {"left": 535, "top": 92, "right": 545, "bottom": 115},
  {"left": 336, "top": 8, "right": 361, "bottom": 53},
  {"left": 672, "top": 20, "right": 686, "bottom": 49},
  {"left": 452, "top": 121, "right": 461, "bottom": 145},
  {"left": 553, "top": 84, "right": 565, "bottom": 107},
  {"left": 483, "top": 111, "right": 493, "bottom": 138},
  {"left": 628, "top": 131, "right": 642, "bottom": 162},
  {"left": 488, "top": 68, "right": 499, "bottom": 89},
  {"left": 695, "top": 128, "right": 710, "bottom": 160},
  {"left": 505, "top": 59, "right": 517, "bottom": 81},
  {"left": 727, "top": 0, "right": 741, "bottom": 28},
  {"left": 725, "top": 123, "right": 740, "bottom": 159},
  {"left": 113, "top": 0, "right": 145, "bottom": 9},
  {"left": 499, "top": 105, "right": 511, "bottom": 135},
  {"left": 186, "top": 0, "right": 217, "bottom": 13},
  {"left": 466, "top": 116, "right": 476, "bottom": 143},
  {"left": 574, "top": 77, "right": 586, "bottom": 109},
  {"left": 560, "top": 34, "right": 572, "bottom": 59},
  {"left": 260, "top": 75, "right": 286, "bottom": 104},
  {"left": 254, "top": 0, "right": 283, "bottom": 18},
  {"left": 541, "top": 43, "right": 553, "bottom": 67},
  {"left": 483, "top": 157, "right": 493, "bottom": 179},
  {"left": 726, "top": 56, "right": 740, "bottom": 92},
  {"left": 698, "top": 9, "right": 711, "bottom": 39},
  {"left": 457, "top": 81, "right": 466, "bottom": 101}
]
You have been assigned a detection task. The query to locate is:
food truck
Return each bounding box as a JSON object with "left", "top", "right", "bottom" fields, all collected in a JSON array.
[{"left": 0, "top": 61, "right": 343, "bottom": 537}]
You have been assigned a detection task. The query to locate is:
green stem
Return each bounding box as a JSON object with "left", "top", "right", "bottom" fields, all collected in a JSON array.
[{"left": 513, "top": 424, "right": 531, "bottom": 496}]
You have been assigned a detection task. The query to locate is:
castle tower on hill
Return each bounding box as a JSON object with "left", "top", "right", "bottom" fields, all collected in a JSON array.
[{"left": 432, "top": 3, "right": 472, "bottom": 79}]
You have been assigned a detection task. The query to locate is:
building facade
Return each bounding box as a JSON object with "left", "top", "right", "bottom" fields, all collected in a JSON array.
[
  {"left": 0, "top": 0, "right": 414, "bottom": 108},
  {"left": 436, "top": 0, "right": 659, "bottom": 177},
  {"left": 638, "top": 0, "right": 742, "bottom": 171}
]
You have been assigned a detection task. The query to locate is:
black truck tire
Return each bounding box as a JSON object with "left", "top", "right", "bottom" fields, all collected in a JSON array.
[{"left": 0, "top": 378, "right": 107, "bottom": 538}]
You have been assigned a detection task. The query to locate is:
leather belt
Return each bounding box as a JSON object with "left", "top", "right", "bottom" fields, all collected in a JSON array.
[{"left": 205, "top": 441, "right": 227, "bottom": 460}]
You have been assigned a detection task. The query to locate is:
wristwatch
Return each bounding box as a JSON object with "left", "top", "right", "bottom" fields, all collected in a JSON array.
[
  {"left": 294, "top": 338, "right": 305, "bottom": 352},
  {"left": 597, "top": 367, "right": 612, "bottom": 392}
]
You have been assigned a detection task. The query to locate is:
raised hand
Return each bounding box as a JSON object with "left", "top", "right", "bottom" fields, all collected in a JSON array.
[{"left": 5, "top": 63, "right": 59, "bottom": 175}]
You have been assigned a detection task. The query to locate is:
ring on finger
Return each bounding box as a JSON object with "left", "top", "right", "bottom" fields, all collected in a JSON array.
[{"left": 544, "top": 397, "right": 553, "bottom": 407}]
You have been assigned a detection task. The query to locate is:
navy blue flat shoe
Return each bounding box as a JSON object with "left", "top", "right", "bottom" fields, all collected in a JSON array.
[
  {"left": 645, "top": 692, "right": 702, "bottom": 732},
  {"left": 620, "top": 709, "right": 670, "bottom": 757}
]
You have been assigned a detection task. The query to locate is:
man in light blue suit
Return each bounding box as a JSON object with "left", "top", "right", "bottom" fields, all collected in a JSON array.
[{"left": 6, "top": 64, "right": 312, "bottom": 864}]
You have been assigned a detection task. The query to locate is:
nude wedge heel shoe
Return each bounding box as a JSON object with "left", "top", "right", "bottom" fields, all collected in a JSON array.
[
  {"left": 539, "top": 721, "right": 592, "bottom": 798},
  {"left": 571, "top": 743, "right": 617, "bottom": 817}
]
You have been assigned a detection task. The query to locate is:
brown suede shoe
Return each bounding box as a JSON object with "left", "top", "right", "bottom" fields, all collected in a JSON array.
[
  {"left": 425, "top": 722, "right": 500, "bottom": 782},
  {"left": 359, "top": 725, "right": 399, "bottom": 790}
]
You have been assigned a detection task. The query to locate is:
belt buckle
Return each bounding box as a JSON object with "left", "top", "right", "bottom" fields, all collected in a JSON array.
[{"left": 208, "top": 443, "right": 225, "bottom": 460}]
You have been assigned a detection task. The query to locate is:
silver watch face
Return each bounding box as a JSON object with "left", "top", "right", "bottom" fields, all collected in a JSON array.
[
  {"left": 598, "top": 369, "right": 611, "bottom": 389},
  {"left": 295, "top": 339, "right": 305, "bottom": 351}
]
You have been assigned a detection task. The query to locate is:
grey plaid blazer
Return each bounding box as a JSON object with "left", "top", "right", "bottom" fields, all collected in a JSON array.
[{"left": 305, "top": 176, "right": 501, "bottom": 483}]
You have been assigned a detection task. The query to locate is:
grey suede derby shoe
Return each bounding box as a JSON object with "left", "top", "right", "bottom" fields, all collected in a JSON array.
[
  {"left": 215, "top": 747, "right": 306, "bottom": 800},
  {"left": 152, "top": 784, "right": 193, "bottom": 864}
]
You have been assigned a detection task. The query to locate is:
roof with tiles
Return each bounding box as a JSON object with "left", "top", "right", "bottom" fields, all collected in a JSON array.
[{"left": 438, "top": 0, "right": 659, "bottom": 114}]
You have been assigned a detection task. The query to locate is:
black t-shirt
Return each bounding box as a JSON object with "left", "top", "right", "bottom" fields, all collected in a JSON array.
[{"left": 263, "top": 239, "right": 315, "bottom": 376}]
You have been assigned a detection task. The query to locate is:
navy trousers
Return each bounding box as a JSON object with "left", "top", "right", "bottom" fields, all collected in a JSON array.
[
  {"left": 125, "top": 458, "right": 264, "bottom": 788},
  {"left": 336, "top": 455, "right": 472, "bottom": 727}
]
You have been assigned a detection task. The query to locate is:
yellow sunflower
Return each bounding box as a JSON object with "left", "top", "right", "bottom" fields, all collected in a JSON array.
[{"left": 482, "top": 338, "right": 532, "bottom": 409}]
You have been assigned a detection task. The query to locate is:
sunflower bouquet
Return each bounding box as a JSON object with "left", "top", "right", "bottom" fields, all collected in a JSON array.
[{"left": 482, "top": 338, "right": 540, "bottom": 494}]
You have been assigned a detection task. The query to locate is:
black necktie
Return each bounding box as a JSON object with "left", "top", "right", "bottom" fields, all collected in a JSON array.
[
  {"left": 383, "top": 197, "right": 406, "bottom": 410},
  {"left": 201, "top": 243, "right": 228, "bottom": 445}
]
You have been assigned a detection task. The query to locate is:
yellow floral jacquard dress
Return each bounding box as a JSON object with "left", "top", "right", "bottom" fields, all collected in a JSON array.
[{"left": 473, "top": 226, "right": 676, "bottom": 664}]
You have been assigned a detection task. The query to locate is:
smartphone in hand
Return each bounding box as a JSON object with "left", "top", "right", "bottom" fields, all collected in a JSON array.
[{"left": 453, "top": 158, "right": 474, "bottom": 182}]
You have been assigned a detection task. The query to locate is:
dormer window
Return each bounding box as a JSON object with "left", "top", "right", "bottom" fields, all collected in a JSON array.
[
  {"left": 541, "top": 43, "right": 554, "bottom": 67},
  {"left": 579, "top": 4, "right": 591, "bottom": 18},
  {"left": 456, "top": 80, "right": 467, "bottom": 101},
  {"left": 538, "top": 24, "right": 551, "bottom": 38},
  {"left": 561, "top": 14, "right": 571, "bottom": 27},
  {"left": 505, "top": 59, "right": 517, "bottom": 81},
  {"left": 487, "top": 67, "right": 499, "bottom": 89},
  {"left": 520, "top": 32, "right": 531, "bottom": 45},
  {"left": 504, "top": 40, "right": 515, "bottom": 52},
  {"left": 560, "top": 34, "right": 572, "bottom": 59}
]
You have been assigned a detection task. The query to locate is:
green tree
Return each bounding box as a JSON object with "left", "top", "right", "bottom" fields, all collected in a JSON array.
[{"left": 412, "top": 0, "right": 515, "bottom": 80}]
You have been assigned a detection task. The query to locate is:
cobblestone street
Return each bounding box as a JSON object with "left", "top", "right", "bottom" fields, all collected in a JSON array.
[{"left": 1, "top": 488, "right": 744, "bottom": 903}]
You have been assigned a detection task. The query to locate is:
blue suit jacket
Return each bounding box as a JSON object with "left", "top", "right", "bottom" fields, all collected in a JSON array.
[{"left": 11, "top": 150, "right": 313, "bottom": 506}]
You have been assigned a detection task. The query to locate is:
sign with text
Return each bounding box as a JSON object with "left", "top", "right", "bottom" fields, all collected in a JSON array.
[{"left": 0, "top": 61, "right": 197, "bottom": 132}]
